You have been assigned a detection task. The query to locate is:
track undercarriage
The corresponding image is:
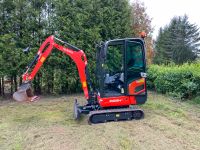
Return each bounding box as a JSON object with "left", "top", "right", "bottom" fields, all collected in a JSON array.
[{"left": 74, "top": 99, "right": 144, "bottom": 124}]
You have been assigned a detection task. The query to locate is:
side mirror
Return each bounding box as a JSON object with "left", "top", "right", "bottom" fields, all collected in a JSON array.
[{"left": 23, "top": 47, "right": 31, "bottom": 54}]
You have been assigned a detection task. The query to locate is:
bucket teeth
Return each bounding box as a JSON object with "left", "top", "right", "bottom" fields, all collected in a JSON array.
[{"left": 13, "top": 82, "right": 34, "bottom": 102}]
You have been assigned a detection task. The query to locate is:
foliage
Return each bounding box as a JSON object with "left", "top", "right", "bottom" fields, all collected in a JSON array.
[
  {"left": 147, "top": 63, "right": 200, "bottom": 100},
  {"left": 131, "top": 0, "right": 154, "bottom": 64},
  {"left": 0, "top": 0, "right": 132, "bottom": 96},
  {"left": 154, "top": 15, "right": 200, "bottom": 64}
]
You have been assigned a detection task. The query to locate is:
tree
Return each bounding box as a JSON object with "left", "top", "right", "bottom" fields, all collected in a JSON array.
[
  {"left": 154, "top": 15, "right": 200, "bottom": 64},
  {"left": 0, "top": 0, "right": 133, "bottom": 96},
  {"left": 51, "top": 0, "right": 132, "bottom": 93},
  {"left": 0, "top": 0, "right": 20, "bottom": 95},
  {"left": 131, "top": 0, "right": 154, "bottom": 65},
  {"left": 0, "top": 0, "right": 51, "bottom": 95}
]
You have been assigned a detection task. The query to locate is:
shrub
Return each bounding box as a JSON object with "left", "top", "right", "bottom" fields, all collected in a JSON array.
[{"left": 147, "top": 63, "right": 200, "bottom": 99}]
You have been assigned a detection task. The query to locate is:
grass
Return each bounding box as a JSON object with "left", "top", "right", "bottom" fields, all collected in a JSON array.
[
  {"left": 188, "top": 96, "right": 200, "bottom": 105},
  {"left": 142, "top": 93, "right": 187, "bottom": 118},
  {"left": 0, "top": 92, "right": 200, "bottom": 150}
]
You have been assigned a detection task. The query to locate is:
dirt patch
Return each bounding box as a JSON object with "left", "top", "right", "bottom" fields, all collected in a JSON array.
[{"left": 0, "top": 92, "right": 200, "bottom": 150}]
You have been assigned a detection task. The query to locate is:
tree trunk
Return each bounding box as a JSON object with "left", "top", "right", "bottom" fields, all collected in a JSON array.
[
  {"left": 47, "top": 71, "right": 54, "bottom": 94},
  {"left": 33, "top": 77, "right": 36, "bottom": 94},
  {"left": 52, "top": 72, "right": 54, "bottom": 93},
  {"left": 38, "top": 74, "right": 41, "bottom": 94},
  {"left": 34, "top": 74, "right": 41, "bottom": 95},
  {"left": 10, "top": 76, "right": 13, "bottom": 95},
  {"left": 47, "top": 81, "right": 50, "bottom": 94},
  {"left": 0, "top": 77, "right": 2, "bottom": 96},
  {"left": 20, "top": 77, "right": 22, "bottom": 85},
  {"left": 2, "top": 77, "right": 4, "bottom": 96},
  {"left": 14, "top": 75, "right": 17, "bottom": 91}
]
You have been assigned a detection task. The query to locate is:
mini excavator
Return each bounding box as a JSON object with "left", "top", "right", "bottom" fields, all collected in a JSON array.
[{"left": 13, "top": 33, "right": 147, "bottom": 124}]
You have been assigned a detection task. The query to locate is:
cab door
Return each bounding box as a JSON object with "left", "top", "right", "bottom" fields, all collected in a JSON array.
[
  {"left": 125, "top": 40, "right": 147, "bottom": 104},
  {"left": 101, "top": 40, "right": 125, "bottom": 97}
]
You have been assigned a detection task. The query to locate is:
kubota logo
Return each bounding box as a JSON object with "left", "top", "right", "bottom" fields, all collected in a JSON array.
[{"left": 109, "top": 99, "right": 122, "bottom": 103}]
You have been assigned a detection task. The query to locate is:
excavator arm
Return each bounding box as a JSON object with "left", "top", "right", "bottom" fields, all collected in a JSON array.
[{"left": 15, "top": 35, "right": 90, "bottom": 101}]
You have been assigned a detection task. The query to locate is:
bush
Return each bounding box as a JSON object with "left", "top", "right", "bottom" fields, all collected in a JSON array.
[{"left": 147, "top": 63, "right": 200, "bottom": 99}]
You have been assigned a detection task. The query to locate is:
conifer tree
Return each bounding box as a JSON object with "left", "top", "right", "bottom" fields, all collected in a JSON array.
[{"left": 155, "top": 15, "right": 200, "bottom": 64}]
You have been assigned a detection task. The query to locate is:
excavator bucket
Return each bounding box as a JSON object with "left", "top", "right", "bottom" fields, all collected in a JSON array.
[{"left": 13, "top": 83, "right": 36, "bottom": 102}]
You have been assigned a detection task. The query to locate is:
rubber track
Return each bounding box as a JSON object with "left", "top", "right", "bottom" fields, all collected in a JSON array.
[{"left": 88, "top": 108, "right": 144, "bottom": 124}]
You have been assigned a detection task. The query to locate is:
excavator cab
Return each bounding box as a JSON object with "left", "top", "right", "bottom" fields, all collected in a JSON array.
[{"left": 96, "top": 38, "right": 147, "bottom": 104}]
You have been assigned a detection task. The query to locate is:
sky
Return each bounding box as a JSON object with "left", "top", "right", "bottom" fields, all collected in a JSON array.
[{"left": 130, "top": 0, "right": 200, "bottom": 39}]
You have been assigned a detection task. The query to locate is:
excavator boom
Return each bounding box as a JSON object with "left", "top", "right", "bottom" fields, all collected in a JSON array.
[{"left": 13, "top": 36, "right": 91, "bottom": 101}]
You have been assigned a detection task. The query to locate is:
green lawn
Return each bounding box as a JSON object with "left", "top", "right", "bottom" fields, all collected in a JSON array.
[{"left": 0, "top": 92, "right": 200, "bottom": 150}]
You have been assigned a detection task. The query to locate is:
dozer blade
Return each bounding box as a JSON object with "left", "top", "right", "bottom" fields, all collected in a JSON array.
[
  {"left": 13, "top": 82, "right": 36, "bottom": 102},
  {"left": 74, "top": 99, "right": 81, "bottom": 120}
]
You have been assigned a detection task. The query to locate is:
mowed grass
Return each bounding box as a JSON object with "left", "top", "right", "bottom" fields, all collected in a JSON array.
[{"left": 0, "top": 92, "right": 200, "bottom": 150}]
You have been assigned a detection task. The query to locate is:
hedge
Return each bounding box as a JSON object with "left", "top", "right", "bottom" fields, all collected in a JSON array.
[{"left": 147, "top": 63, "right": 200, "bottom": 99}]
